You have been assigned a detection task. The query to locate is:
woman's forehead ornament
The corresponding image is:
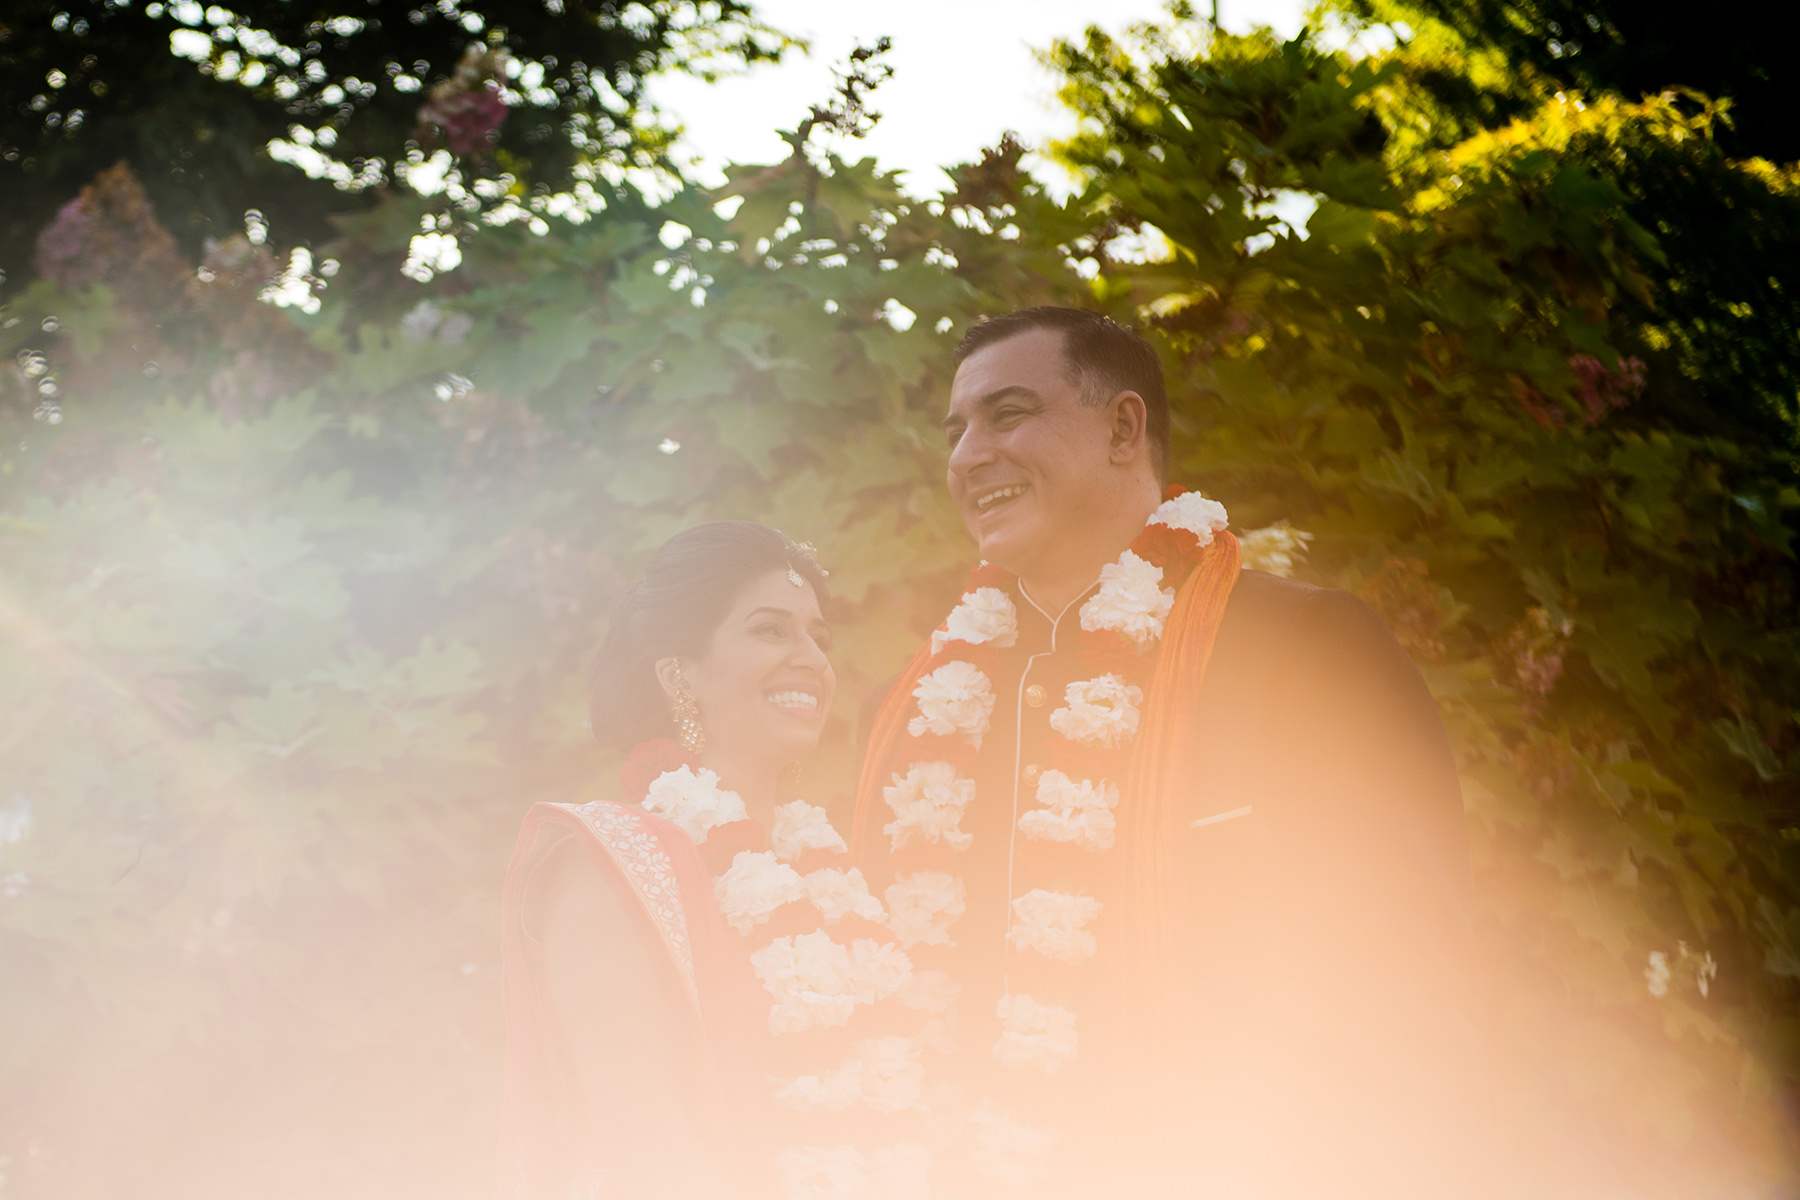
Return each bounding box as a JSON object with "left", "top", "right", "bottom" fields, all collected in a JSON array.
[{"left": 788, "top": 542, "right": 829, "bottom": 587}]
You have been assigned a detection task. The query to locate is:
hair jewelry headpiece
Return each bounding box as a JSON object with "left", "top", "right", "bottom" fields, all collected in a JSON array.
[{"left": 786, "top": 541, "right": 828, "bottom": 588}]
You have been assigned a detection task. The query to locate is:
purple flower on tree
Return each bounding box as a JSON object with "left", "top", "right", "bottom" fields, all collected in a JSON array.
[
  {"left": 35, "top": 198, "right": 98, "bottom": 289},
  {"left": 1569, "top": 354, "right": 1647, "bottom": 424},
  {"left": 416, "top": 46, "right": 509, "bottom": 156}
]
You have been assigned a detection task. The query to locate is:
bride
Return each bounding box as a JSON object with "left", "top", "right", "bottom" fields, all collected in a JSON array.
[{"left": 497, "top": 521, "right": 841, "bottom": 1198}]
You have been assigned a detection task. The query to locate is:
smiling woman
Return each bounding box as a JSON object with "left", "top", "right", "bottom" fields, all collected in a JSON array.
[{"left": 498, "top": 521, "right": 839, "bottom": 1198}]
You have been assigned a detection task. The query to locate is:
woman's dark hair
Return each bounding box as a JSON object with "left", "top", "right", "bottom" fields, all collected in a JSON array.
[{"left": 587, "top": 521, "right": 829, "bottom": 750}]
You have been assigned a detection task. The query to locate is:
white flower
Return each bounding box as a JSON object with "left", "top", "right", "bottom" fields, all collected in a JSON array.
[
  {"left": 993, "top": 993, "right": 1078, "bottom": 1073},
  {"left": 775, "top": 1144, "right": 868, "bottom": 1200},
  {"left": 752, "top": 931, "right": 861, "bottom": 1035},
  {"left": 1646, "top": 950, "right": 1671, "bottom": 999},
  {"left": 804, "top": 867, "right": 887, "bottom": 924},
  {"left": 848, "top": 938, "right": 914, "bottom": 1003},
  {"left": 1238, "top": 521, "right": 1313, "bottom": 578},
  {"left": 856, "top": 1036, "right": 927, "bottom": 1112},
  {"left": 1697, "top": 951, "right": 1718, "bottom": 999},
  {"left": 1079, "top": 550, "right": 1175, "bottom": 650},
  {"left": 968, "top": 1099, "right": 1056, "bottom": 1186},
  {"left": 868, "top": 1143, "right": 933, "bottom": 1200},
  {"left": 882, "top": 760, "right": 975, "bottom": 852},
  {"left": 1007, "top": 890, "right": 1103, "bottom": 964},
  {"left": 1047, "top": 674, "right": 1143, "bottom": 749},
  {"left": 1149, "top": 491, "right": 1230, "bottom": 544},
  {"left": 640, "top": 765, "right": 747, "bottom": 843},
  {"left": 931, "top": 586, "right": 1019, "bottom": 654},
  {"left": 895, "top": 968, "right": 961, "bottom": 1016},
  {"left": 896, "top": 968, "right": 961, "bottom": 1053},
  {"left": 883, "top": 871, "right": 967, "bottom": 948},
  {"left": 772, "top": 1067, "right": 863, "bottom": 1111},
  {"left": 715, "top": 851, "right": 807, "bottom": 934},
  {"left": 1017, "top": 769, "right": 1119, "bottom": 852},
  {"left": 907, "top": 660, "right": 995, "bottom": 747},
  {"left": 771, "top": 799, "right": 848, "bottom": 862},
  {"left": 771, "top": 1037, "right": 925, "bottom": 1114}
]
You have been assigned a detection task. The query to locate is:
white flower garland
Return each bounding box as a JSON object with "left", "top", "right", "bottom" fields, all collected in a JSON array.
[
  {"left": 772, "top": 1035, "right": 926, "bottom": 1113},
  {"left": 638, "top": 764, "right": 922, "bottom": 1197},
  {"left": 992, "top": 993, "right": 1079, "bottom": 1074},
  {"left": 930, "top": 585, "right": 1019, "bottom": 655},
  {"left": 1079, "top": 549, "right": 1174, "bottom": 650},
  {"left": 1016, "top": 770, "right": 1118, "bottom": 852},
  {"left": 772, "top": 799, "right": 849, "bottom": 862},
  {"left": 883, "top": 871, "right": 967, "bottom": 949},
  {"left": 751, "top": 930, "right": 914, "bottom": 1036},
  {"left": 804, "top": 867, "right": 887, "bottom": 924},
  {"left": 1045, "top": 674, "right": 1143, "bottom": 749},
  {"left": 895, "top": 968, "right": 961, "bottom": 1053},
  {"left": 907, "top": 660, "right": 996, "bottom": 747},
  {"left": 1004, "top": 889, "right": 1103, "bottom": 965},
  {"left": 881, "top": 761, "right": 975, "bottom": 851},
  {"left": 715, "top": 850, "right": 807, "bottom": 935},
  {"left": 641, "top": 764, "right": 747, "bottom": 842},
  {"left": 877, "top": 491, "right": 1231, "bottom": 1082}
]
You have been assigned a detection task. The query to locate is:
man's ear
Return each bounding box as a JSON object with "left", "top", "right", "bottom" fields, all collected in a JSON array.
[
  {"left": 652, "top": 657, "right": 685, "bottom": 705},
  {"left": 1105, "top": 389, "right": 1149, "bottom": 465}
]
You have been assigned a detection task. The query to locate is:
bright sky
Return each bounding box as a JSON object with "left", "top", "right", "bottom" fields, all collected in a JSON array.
[{"left": 648, "top": 0, "right": 1309, "bottom": 196}]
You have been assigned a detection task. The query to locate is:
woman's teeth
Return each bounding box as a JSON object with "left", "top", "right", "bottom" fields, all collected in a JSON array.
[
  {"left": 976, "top": 485, "right": 1027, "bottom": 511},
  {"left": 768, "top": 690, "right": 819, "bottom": 712}
]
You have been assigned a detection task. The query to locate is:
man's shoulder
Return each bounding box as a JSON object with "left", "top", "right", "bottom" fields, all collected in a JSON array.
[
  {"left": 1210, "top": 568, "right": 1434, "bottom": 719},
  {"left": 1219, "top": 568, "right": 1394, "bottom": 654}
]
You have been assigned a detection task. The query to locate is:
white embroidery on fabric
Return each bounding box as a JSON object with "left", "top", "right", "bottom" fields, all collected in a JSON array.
[{"left": 559, "top": 801, "right": 699, "bottom": 1010}]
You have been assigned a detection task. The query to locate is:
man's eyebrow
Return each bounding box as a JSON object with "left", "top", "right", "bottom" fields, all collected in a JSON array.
[{"left": 940, "top": 385, "right": 1040, "bottom": 431}]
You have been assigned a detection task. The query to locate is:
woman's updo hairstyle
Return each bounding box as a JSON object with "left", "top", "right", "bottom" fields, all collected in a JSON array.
[{"left": 587, "top": 521, "right": 830, "bottom": 751}]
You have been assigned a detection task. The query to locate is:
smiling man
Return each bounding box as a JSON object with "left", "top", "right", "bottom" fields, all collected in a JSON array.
[{"left": 851, "top": 307, "right": 1485, "bottom": 1198}]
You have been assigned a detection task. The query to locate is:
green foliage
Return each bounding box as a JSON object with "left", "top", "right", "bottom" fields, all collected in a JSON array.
[
  {"left": 0, "top": 0, "right": 786, "bottom": 269},
  {"left": 0, "top": 14, "right": 1795, "bottom": 1196},
  {"left": 1344, "top": 0, "right": 1800, "bottom": 162}
]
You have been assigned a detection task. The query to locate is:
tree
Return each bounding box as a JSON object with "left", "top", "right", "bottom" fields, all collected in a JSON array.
[
  {"left": 0, "top": 0, "right": 784, "bottom": 273},
  {"left": 1337, "top": 0, "right": 1800, "bottom": 446},
  {"left": 1345, "top": 0, "right": 1800, "bottom": 163}
]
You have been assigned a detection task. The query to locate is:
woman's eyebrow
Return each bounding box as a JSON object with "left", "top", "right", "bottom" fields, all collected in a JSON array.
[{"left": 743, "top": 606, "right": 796, "bottom": 621}]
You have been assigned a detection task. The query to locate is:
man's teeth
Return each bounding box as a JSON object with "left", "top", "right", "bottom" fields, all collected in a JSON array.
[
  {"left": 977, "top": 485, "right": 1027, "bottom": 511},
  {"left": 768, "top": 691, "right": 819, "bottom": 711}
]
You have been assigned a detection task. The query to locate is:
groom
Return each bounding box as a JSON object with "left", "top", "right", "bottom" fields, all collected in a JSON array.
[{"left": 851, "top": 307, "right": 1482, "bottom": 1197}]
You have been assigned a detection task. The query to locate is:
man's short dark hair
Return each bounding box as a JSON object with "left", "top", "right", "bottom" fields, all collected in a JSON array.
[{"left": 953, "top": 306, "right": 1170, "bottom": 482}]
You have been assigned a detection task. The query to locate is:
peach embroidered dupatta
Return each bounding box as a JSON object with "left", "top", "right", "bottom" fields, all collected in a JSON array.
[{"left": 496, "top": 801, "right": 762, "bottom": 1198}]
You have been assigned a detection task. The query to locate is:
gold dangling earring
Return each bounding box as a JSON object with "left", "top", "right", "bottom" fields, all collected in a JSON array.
[{"left": 670, "top": 662, "right": 705, "bottom": 756}]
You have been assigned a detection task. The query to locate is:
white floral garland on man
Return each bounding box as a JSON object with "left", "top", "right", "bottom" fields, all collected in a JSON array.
[{"left": 874, "top": 486, "right": 1230, "bottom": 1082}]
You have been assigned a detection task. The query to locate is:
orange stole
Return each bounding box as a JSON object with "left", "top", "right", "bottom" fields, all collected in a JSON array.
[
  {"left": 849, "top": 534, "right": 1243, "bottom": 1036},
  {"left": 1114, "top": 530, "right": 1241, "bottom": 1041}
]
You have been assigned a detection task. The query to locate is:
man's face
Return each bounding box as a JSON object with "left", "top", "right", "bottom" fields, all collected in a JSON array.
[{"left": 943, "top": 328, "right": 1119, "bottom": 577}]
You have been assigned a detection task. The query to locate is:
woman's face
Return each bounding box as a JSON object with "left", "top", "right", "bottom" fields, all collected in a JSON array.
[{"left": 677, "top": 567, "right": 835, "bottom": 769}]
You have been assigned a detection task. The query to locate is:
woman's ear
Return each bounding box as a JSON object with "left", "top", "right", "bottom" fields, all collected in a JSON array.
[
  {"left": 1106, "top": 389, "right": 1149, "bottom": 465},
  {"left": 652, "top": 657, "right": 684, "bottom": 706}
]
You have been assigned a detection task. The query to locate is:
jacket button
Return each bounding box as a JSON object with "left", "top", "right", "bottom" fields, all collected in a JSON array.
[
  {"left": 1022, "top": 763, "right": 1042, "bottom": 786},
  {"left": 1024, "top": 684, "right": 1048, "bottom": 708}
]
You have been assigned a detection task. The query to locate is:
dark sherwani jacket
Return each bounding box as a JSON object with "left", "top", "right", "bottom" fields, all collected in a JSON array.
[{"left": 858, "top": 568, "right": 1487, "bottom": 1199}]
